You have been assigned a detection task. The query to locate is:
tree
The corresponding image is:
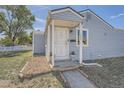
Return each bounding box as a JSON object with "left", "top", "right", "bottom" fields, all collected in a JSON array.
[
  {"left": 0, "top": 31, "right": 32, "bottom": 46},
  {"left": 0, "top": 5, "right": 35, "bottom": 45},
  {"left": 0, "top": 37, "right": 13, "bottom": 46},
  {"left": 29, "top": 31, "right": 33, "bottom": 44},
  {"left": 0, "top": 12, "right": 7, "bottom": 33},
  {"left": 17, "top": 31, "right": 32, "bottom": 45}
]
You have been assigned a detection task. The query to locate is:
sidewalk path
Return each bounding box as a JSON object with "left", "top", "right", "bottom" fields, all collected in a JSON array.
[{"left": 62, "top": 70, "right": 95, "bottom": 88}]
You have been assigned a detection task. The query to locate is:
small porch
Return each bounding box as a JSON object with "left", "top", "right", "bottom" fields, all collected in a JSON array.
[{"left": 45, "top": 7, "right": 84, "bottom": 68}]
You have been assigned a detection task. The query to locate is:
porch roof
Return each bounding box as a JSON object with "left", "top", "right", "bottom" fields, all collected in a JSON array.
[
  {"left": 45, "top": 7, "right": 84, "bottom": 33},
  {"left": 50, "top": 7, "right": 84, "bottom": 21},
  {"left": 49, "top": 7, "right": 84, "bottom": 22}
]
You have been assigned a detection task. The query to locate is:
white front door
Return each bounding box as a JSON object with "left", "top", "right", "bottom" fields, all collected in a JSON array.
[{"left": 54, "top": 27, "right": 69, "bottom": 60}]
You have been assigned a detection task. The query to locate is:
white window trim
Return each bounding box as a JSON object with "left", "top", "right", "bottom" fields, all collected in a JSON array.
[{"left": 76, "top": 28, "right": 89, "bottom": 47}]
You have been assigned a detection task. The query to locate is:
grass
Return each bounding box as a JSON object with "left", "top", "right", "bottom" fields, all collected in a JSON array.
[
  {"left": 0, "top": 51, "right": 64, "bottom": 88},
  {"left": 2, "top": 51, "right": 124, "bottom": 88},
  {"left": 0, "top": 51, "right": 31, "bottom": 80},
  {"left": 80, "top": 57, "right": 124, "bottom": 88}
]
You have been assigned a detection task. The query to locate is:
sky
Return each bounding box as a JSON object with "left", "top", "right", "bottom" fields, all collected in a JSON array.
[
  {"left": 27, "top": 5, "right": 124, "bottom": 32},
  {"left": 0, "top": 5, "right": 124, "bottom": 35}
]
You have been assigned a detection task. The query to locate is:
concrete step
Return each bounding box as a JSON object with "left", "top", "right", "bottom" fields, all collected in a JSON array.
[{"left": 52, "top": 65, "right": 82, "bottom": 71}]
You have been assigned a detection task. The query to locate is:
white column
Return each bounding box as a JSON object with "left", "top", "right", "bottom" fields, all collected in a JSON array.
[
  {"left": 79, "top": 23, "right": 83, "bottom": 64},
  {"left": 47, "top": 25, "right": 50, "bottom": 61},
  {"left": 52, "top": 20, "right": 55, "bottom": 66}
]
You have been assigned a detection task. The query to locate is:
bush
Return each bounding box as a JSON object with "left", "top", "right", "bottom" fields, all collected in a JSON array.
[{"left": 0, "top": 37, "right": 14, "bottom": 46}]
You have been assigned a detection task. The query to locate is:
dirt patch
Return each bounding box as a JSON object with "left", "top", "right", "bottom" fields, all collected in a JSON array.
[
  {"left": 20, "top": 56, "right": 51, "bottom": 78},
  {"left": 80, "top": 57, "right": 124, "bottom": 88}
]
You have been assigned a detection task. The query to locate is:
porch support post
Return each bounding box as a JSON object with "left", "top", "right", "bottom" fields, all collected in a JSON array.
[
  {"left": 47, "top": 25, "right": 50, "bottom": 61},
  {"left": 52, "top": 20, "right": 55, "bottom": 66},
  {"left": 79, "top": 23, "right": 83, "bottom": 64}
]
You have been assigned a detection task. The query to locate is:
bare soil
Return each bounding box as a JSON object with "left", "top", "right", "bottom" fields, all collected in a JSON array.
[{"left": 80, "top": 57, "right": 124, "bottom": 88}]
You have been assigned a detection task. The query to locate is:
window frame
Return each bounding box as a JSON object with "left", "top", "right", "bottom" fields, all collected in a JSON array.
[{"left": 76, "top": 28, "right": 89, "bottom": 47}]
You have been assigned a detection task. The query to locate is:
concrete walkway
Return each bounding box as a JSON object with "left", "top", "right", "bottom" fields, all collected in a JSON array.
[{"left": 62, "top": 70, "right": 95, "bottom": 88}]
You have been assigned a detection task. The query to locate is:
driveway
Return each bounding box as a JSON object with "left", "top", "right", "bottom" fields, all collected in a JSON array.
[{"left": 62, "top": 70, "right": 95, "bottom": 88}]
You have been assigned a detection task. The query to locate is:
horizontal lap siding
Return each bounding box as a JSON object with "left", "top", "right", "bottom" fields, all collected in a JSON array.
[
  {"left": 81, "top": 11, "right": 124, "bottom": 60},
  {"left": 49, "top": 10, "right": 124, "bottom": 61},
  {"left": 69, "top": 11, "right": 124, "bottom": 61}
]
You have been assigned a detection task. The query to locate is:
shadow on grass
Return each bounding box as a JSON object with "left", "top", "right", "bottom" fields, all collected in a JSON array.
[{"left": 0, "top": 51, "right": 30, "bottom": 58}]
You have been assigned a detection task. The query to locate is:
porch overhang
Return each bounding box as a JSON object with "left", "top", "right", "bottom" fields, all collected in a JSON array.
[
  {"left": 49, "top": 7, "right": 84, "bottom": 27},
  {"left": 45, "top": 7, "right": 84, "bottom": 32},
  {"left": 45, "top": 7, "right": 84, "bottom": 67}
]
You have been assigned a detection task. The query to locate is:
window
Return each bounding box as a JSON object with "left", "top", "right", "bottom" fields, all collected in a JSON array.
[
  {"left": 76, "top": 28, "right": 88, "bottom": 47},
  {"left": 82, "top": 30, "right": 88, "bottom": 46}
]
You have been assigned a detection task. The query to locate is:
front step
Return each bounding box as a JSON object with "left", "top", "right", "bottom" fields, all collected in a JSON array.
[{"left": 52, "top": 64, "right": 83, "bottom": 71}]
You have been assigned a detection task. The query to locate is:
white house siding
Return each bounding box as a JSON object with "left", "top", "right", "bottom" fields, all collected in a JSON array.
[
  {"left": 33, "top": 31, "right": 45, "bottom": 55},
  {"left": 69, "top": 11, "right": 124, "bottom": 61},
  {"left": 81, "top": 11, "right": 124, "bottom": 60},
  {"left": 47, "top": 9, "right": 124, "bottom": 61}
]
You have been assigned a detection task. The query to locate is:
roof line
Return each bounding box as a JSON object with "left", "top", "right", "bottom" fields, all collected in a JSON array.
[
  {"left": 79, "top": 9, "right": 114, "bottom": 28},
  {"left": 51, "top": 7, "right": 71, "bottom": 12},
  {"left": 50, "top": 7, "right": 84, "bottom": 18}
]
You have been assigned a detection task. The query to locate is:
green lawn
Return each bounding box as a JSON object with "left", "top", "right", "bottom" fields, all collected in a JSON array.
[
  {"left": 80, "top": 57, "right": 124, "bottom": 88},
  {"left": 0, "top": 51, "right": 64, "bottom": 88}
]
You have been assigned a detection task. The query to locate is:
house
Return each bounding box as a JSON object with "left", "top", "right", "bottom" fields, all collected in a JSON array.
[{"left": 33, "top": 7, "right": 124, "bottom": 68}]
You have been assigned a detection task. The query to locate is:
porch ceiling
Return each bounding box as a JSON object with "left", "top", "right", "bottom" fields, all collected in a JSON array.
[{"left": 54, "top": 19, "right": 79, "bottom": 28}]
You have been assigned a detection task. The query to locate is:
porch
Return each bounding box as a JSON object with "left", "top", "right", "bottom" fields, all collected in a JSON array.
[{"left": 45, "top": 7, "right": 84, "bottom": 67}]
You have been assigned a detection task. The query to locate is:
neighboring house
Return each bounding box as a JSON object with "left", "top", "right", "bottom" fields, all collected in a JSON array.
[{"left": 33, "top": 7, "right": 124, "bottom": 67}]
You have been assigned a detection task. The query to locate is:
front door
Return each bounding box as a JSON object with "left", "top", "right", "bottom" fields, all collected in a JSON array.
[{"left": 54, "top": 27, "right": 69, "bottom": 60}]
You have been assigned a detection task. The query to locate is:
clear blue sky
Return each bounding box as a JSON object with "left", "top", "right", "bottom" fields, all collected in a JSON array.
[{"left": 27, "top": 5, "right": 124, "bottom": 32}]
